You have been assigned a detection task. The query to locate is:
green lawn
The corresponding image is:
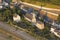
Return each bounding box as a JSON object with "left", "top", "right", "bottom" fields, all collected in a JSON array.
[{"left": 24, "top": 1, "right": 60, "bottom": 9}]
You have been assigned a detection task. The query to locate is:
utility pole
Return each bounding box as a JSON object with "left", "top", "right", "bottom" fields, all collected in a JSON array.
[{"left": 40, "top": 0, "right": 43, "bottom": 11}]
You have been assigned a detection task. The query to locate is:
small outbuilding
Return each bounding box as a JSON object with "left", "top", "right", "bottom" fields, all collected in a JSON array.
[{"left": 13, "top": 13, "right": 21, "bottom": 22}]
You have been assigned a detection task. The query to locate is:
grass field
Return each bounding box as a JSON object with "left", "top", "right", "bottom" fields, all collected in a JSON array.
[{"left": 24, "top": 1, "right": 60, "bottom": 9}]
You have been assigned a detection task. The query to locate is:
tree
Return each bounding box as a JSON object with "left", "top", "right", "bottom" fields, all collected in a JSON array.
[{"left": 3, "top": 8, "right": 12, "bottom": 22}]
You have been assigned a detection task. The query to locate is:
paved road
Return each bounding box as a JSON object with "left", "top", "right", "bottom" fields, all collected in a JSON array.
[
  {"left": 0, "top": 32, "right": 12, "bottom": 40},
  {"left": 0, "top": 36, "right": 7, "bottom": 40},
  {"left": 0, "top": 21, "right": 36, "bottom": 40},
  {"left": 0, "top": 28, "right": 22, "bottom": 40},
  {"left": 0, "top": 33, "right": 8, "bottom": 40},
  {"left": 20, "top": 1, "right": 60, "bottom": 14}
]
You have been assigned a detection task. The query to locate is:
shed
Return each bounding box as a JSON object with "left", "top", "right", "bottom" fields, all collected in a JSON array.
[{"left": 13, "top": 13, "right": 21, "bottom": 22}]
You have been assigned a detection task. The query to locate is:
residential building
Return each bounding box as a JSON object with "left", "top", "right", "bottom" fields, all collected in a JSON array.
[
  {"left": 3, "top": 2, "right": 9, "bottom": 7},
  {"left": 0, "top": 0, "right": 9, "bottom": 9},
  {"left": 12, "top": 0, "right": 21, "bottom": 4},
  {"left": 25, "top": 12, "right": 44, "bottom": 30},
  {"left": 12, "top": 0, "right": 17, "bottom": 3},
  {"left": 20, "top": 5, "right": 24, "bottom": 9},
  {"left": 10, "top": 3, "right": 14, "bottom": 9},
  {"left": 3, "top": 0, "right": 11, "bottom": 4},
  {"left": 25, "top": 13, "right": 33, "bottom": 22},
  {"left": 0, "top": 0, "right": 2, "bottom": 3},
  {"left": 0, "top": 0, "right": 3, "bottom": 9},
  {"left": 0, "top": 5, "right": 3, "bottom": 9},
  {"left": 50, "top": 26, "right": 60, "bottom": 38},
  {"left": 36, "top": 20, "right": 44, "bottom": 30},
  {"left": 13, "top": 13, "right": 21, "bottom": 22}
]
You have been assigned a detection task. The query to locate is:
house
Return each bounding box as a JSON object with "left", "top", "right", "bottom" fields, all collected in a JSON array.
[
  {"left": 0, "top": 0, "right": 2, "bottom": 3},
  {"left": 13, "top": 13, "right": 21, "bottom": 22},
  {"left": 3, "top": 0, "right": 11, "bottom": 4},
  {"left": 25, "top": 12, "right": 44, "bottom": 30},
  {"left": 50, "top": 28, "right": 60, "bottom": 38},
  {"left": 52, "top": 21, "right": 60, "bottom": 29},
  {"left": 25, "top": 12, "right": 36, "bottom": 23},
  {"left": 20, "top": 4, "right": 24, "bottom": 9},
  {"left": 12, "top": 0, "right": 20, "bottom": 3},
  {"left": 0, "top": 0, "right": 9, "bottom": 9},
  {"left": 0, "top": 3, "right": 3, "bottom": 9},
  {"left": 31, "top": 13, "right": 36, "bottom": 23},
  {"left": 50, "top": 27, "right": 60, "bottom": 38},
  {"left": 36, "top": 20, "right": 44, "bottom": 30},
  {"left": 3, "top": 2, "right": 9, "bottom": 7},
  {"left": 0, "top": 0, "right": 3, "bottom": 9},
  {"left": 12, "top": 0, "right": 17, "bottom": 2},
  {"left": 12, "top": 0, "right": 18, "bottom": 4},
  {"left": 10, "top": 3, "right": 14, "bottom": 9},
  {"left": 24, "top": 13, "right": 33, "bottom": 22}
]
